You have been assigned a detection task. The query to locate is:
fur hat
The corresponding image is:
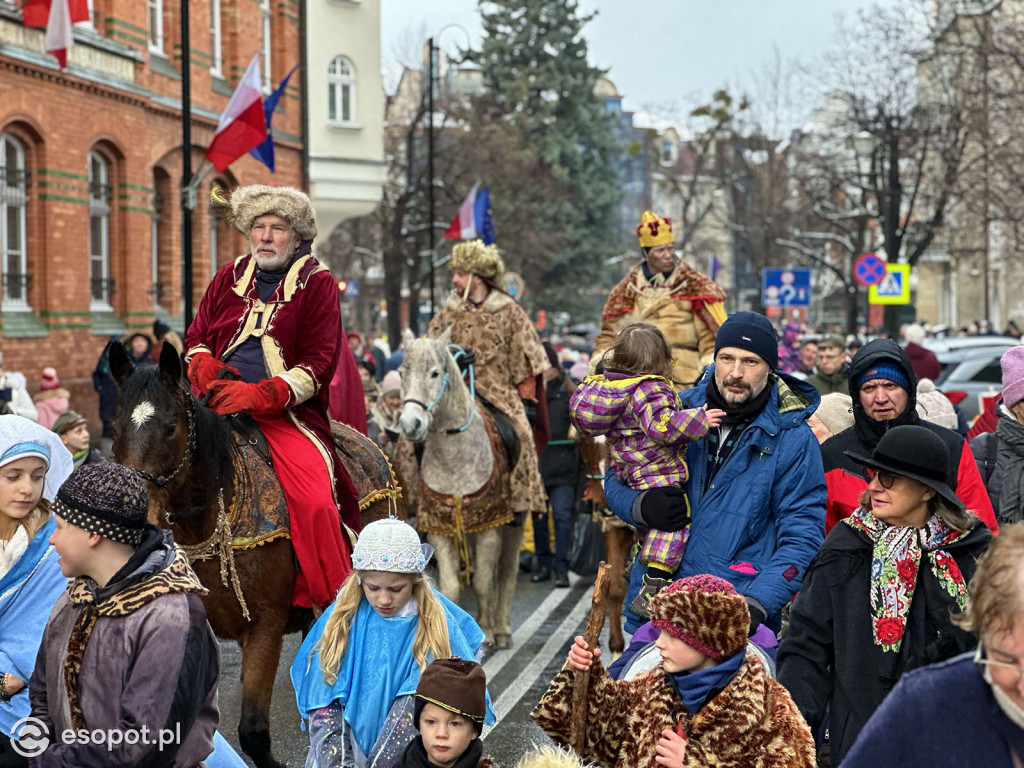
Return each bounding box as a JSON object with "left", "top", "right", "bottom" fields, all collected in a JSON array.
[
  {"left": 380, "top": 370, "right": 402, "bottom": 396},
  {"left": 52, "top": 463, "right": 150, "bottom": 546},
  {"left": 916, "top": 379, "right": 958, "bottom": 430},
  {"left": 1002, "top": 346, "right": 1024, "bottom": 409},
  {"left": 351, "top": 517, "right": 430, "bottom": 573},
  {"left": 814, "top": 393, "right": 855, "bottom": 436},
  {"left": 212, "top": 185, "right": 317, "bottom": 241},
  {"left": 415, "top": 657, "right": 487, "bottom": 732},
  {"left": 648, "top": 574, "right": 749, "bottom": 662},
  {"left": 515, "top": 745, "right": 588, "bottom": 768},
  {"left": 636, "top": 210, "right": 674, "bottom": 249},
  {"left": 52, "top": 410, "right": 88, "bottom": 436},
  {"left": 41, "top": 367, "right": 60, "bottom": 391},
  {"left": 450, "top": 240, "right": 504, "bottom": 285}
]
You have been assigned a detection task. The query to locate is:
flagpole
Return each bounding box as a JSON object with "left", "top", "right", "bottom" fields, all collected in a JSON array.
[
  {"left": 180, "top": 0, "right": 194, "bottom": 331},
  {"left": 427, "top": 36, "right": 436, "bottom": 320}
]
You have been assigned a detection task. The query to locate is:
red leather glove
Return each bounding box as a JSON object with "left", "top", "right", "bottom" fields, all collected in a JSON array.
[
  {"left": 187, "top": 352, "right": 240, "bottom": 394},
  {"left": 207, "top": 377, "right": 292, "bottom": 416}
]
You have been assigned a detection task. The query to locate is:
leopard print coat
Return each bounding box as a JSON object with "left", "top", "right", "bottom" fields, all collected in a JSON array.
[{"left": 531, "top": 652, "right": 814, "bottom": 768}]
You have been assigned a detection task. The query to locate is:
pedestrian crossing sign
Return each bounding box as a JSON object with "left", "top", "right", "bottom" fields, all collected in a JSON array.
[{"left": 868, "top": 264, "right": 911, "bottom": 305}]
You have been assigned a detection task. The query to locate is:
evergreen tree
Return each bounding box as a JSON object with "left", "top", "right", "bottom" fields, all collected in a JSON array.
[{"left": 477, "top": 0, "right": 621, "bottom": 317}]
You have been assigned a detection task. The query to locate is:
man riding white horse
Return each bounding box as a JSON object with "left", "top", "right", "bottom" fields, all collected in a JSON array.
[{"left": 184, "top": 184, "right": 360, "bottom": 612}]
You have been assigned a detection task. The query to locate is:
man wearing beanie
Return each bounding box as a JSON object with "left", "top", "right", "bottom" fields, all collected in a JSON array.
[
  {"left": 819, "top": 338, "right": 996, "bottom": 534},
  {"left": 28, "top": 462, "right": 219, "bottom": 766},
  {"left": 603, "top": 310, "right": 826, "bottom": 642},
  {"left": 400, "top": 658, "right": 494, "bottom": 768},
  {"left": 592, "top": 211, "right": 728, "bottom": 389},
  {"left": 532, "top": 574, "right": 815, "bottom": 768}
]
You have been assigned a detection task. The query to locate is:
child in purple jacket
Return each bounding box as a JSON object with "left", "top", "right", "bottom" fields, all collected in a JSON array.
[{"left": 570, "top": 323, "right": 723, "bottom": 616}]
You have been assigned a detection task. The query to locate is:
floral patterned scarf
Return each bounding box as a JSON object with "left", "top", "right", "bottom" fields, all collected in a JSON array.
[{"left": 845, "top": 508, "right": 971, "bottom": 653}]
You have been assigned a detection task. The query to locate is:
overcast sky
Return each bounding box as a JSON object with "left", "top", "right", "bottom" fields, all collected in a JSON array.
[{"left": 382, "top": 0, "right": 891, "bottom": 126}]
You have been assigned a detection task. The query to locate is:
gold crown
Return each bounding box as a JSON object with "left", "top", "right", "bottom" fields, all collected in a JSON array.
[
  {"left": 636, "top": 210, "right": 674, "bottom": 249},
  {"left": 450, "top": 239, "right": 504, "bottom": 285}
]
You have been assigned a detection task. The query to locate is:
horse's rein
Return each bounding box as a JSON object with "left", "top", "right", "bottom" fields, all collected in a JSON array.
[{"left": 402, "top": 344, "right": 477, "bottom": 434}]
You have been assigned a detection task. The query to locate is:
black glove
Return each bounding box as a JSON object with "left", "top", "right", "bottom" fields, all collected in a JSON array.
[
  {"left": 746, "top": 598, "right": 767, "bottom": 637},
  {"left": 454, "top": 349, "right": 475, "bottom": 373},
  {"left": 638, "top": 486, "right": 690, "bottom": 531},
  {"left": 522, "top": 398, "right": 537, "bottom": 426}
]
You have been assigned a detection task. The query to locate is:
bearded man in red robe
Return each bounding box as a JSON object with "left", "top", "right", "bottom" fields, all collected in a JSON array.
[{"left": 184, "top": 184, "right": 359, "bottom": 611}]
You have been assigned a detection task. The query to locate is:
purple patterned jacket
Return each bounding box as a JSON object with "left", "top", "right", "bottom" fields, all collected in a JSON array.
[{"left": 569, "top": 371, "right": 710, "bottom": 490}]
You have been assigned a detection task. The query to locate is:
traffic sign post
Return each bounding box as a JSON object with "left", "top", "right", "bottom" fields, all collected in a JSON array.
[
  {"left": 868, "top": 264, "right": 910, "bottom": 305},
  {"left": 762, "top": 268, "right": 812, "bottom": 307},
  {"left": 853, "top": 253, "right": 886, "bottom": 287}
]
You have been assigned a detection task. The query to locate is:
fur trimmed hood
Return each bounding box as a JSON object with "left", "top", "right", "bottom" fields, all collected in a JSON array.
[{"left": 215, "top": 184, "right": 317, "bottom": 241}]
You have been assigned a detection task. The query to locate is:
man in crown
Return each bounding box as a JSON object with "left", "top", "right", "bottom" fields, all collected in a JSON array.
[
  {"left": 426, "top": 239, "right": 551, "bottom": 644},
  {"left": 592, "top": 210, "right": 728, "bottom": 389},
  {"left": 184, "top": 184, "right": 361, "bottom": 613}
]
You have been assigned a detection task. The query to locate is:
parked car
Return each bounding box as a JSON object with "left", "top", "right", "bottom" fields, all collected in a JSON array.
[{"left": 935, "top": 346, "right": 1018, "bottom": 421}]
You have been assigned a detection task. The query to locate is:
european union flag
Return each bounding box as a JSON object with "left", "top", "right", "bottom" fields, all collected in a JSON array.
[
  {"left": 251, "top": 64, "right": 299, "bottom": 172},
  {"left": 475, "top": 186, "right": 496, "bottom": 245}
]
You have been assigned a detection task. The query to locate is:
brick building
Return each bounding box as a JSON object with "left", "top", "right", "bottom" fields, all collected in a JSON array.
[{"left": 0, "top": 0, "right": 303, "bottom": 431}]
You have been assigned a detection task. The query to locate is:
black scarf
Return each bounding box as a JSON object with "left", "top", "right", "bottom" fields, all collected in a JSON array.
[
  {"left": 400, "top": 735, "right": 483, "bottom": 768},
  {"left": 705, "top": 373, "right": 773, "bottom": 426},
  {"left": 852, "top": 393, "right": 919, "bottom": 449}
]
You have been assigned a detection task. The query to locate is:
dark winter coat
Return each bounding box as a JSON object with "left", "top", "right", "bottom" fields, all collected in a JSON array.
[
  {"left": 841, "top": 652, "right": 1024, "bottom": 767},
  {"left": 805, "top": 366, "right": 847, "bottom": 396},
  {"left": 970, "top": 429, "right": 1001, "bottom": 514},
  {"left": 29, "top": 529, "right": 219, "bottom": 767},
  {"left": 776, "top": 519, "right": 991, "bottom": 766},
  {"left": 820, "top": 338, "right": 996, "bottom": 534},
  {"left": 540, "top": 374, "right": 581, "bottom": 488}
]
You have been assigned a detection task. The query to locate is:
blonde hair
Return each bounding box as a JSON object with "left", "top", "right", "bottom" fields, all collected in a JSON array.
[
  {"left": 316, "top": 570, "right": 452, "bottom": 685},
  {"left": 956, "top": 523, "right": 1024, "bottom": 636},
  {"left": 19, "top": 497, "right": 51, "bottom": 540},
  {"left": 603, "top": 323, "right": 673, "bottom": 380}
]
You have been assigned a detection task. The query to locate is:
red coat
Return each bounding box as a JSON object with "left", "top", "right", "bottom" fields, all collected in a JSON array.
[
  {"left": 184, "top": 253, "right": 361, "bottom": 531},
  {"left": 905, "top": 342, "right": 941, "bottom": 382}
]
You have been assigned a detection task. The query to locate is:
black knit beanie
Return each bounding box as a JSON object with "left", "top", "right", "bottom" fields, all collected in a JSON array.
[
  {"left": 714, "top": 311, "right": 779, "bottom": 370},
  {"left": 53, "top": 463, "right": 149, "bottom": 546}
]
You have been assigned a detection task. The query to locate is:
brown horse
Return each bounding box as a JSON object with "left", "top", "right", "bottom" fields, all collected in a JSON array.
[
  {"left": 109, "top": 341, "right": 399, "bottom": 768},
  {"left": 578, "top": 432, "right": 635, "bottom": 658}
]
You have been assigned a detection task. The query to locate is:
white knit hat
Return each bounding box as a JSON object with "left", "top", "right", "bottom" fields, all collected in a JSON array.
[
  {"left": 916, "top": 379, "right": 958, "bottom": 430},
  {"left": 380, "top": 370, "right": 402, "bottom": 396},
  {"left": 351, "top": 517, "right": 431, "bottom": 573},
  {"left": 814, "top": 393, "right": 855, "bottom": 437}
]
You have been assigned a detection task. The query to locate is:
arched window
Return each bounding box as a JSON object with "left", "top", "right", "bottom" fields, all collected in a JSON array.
[
  {"left": 328, "top": 56, "right": 355, "bottom": 125},
  {"left": 89, "top": 151, "right": 112, "bottom": 309},
  {"left": 0, "top": 133, "right": 29, "bottom": 309}
]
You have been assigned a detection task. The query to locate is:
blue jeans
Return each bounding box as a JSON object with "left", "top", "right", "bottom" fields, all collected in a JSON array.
[{"left": 535, "top": 484, "right": 574, "bottom": 575}]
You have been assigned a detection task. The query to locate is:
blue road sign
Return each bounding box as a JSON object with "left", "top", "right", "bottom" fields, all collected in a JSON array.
[
  {"left": 762, "top": 268, "right": 811, "bottom": 307},
  {"left": 344, "top": 279, "right": 359, "bottom": 298}
]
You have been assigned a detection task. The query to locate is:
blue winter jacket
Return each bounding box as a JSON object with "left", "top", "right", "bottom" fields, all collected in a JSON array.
[{"left": 605, "top": 365, "right": 826, "bottom": 633}]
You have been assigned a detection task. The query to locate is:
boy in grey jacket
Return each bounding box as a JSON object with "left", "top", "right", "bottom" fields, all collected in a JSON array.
[{"left": 28, "top": 463, "right": 219, "bottom": 767}]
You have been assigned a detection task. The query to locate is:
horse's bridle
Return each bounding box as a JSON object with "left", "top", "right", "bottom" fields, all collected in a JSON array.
[
  {"left": 132, "top": 391, "right": 197, "bottom": 488},
  {"left": 402, "top": 345, "right": 476, "bottom": 434}
]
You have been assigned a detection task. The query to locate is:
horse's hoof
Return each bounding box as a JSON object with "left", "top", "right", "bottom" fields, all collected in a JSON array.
[{"left": 495, "top": 633, "right": 511, "bottom": 650}]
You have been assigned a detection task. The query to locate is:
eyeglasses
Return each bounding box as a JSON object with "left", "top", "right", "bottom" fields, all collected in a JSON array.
[
  {"left": 974, "top": 642, "right": 1024, "bottom": 685},
  {"left": 865, "top": 467, "right": 898, "bottom": 489}
]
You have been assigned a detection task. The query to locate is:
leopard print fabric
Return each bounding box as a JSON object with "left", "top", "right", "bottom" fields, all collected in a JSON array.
[{"left": 531, "top": 652, "right": 815, "bottom": 768}]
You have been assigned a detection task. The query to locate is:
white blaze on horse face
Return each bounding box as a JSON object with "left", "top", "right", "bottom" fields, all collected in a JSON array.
[{"left": 131, "top": 401, "right": 156, "bottom": 430}]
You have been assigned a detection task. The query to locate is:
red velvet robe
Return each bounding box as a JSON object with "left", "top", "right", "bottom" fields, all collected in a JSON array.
[{"left": 184, "top": 252, "right": 361, "bottom": 535}]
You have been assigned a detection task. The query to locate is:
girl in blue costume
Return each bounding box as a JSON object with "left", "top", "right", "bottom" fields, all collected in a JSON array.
[
  {"left": 0, "top": 415, "right": 73, "bottom": 766},
  {"left": 291, "top": 517, "right": 495, "bottom": 768}
]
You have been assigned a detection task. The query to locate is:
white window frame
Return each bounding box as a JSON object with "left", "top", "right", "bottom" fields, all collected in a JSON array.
[
  {"left": 209, "top": 194, "right": 220, "bottom": 281},
  {"left": 328, "top": 56, "right": 356, "bottom": 125},
  {"left": 88, "top": 151, "right": 112, "bottom": 311},
  {"left": 0, "top": 133, "right": 30, "bottom": 310},
  {"left": 209, "top": 0, "right": 222, "bottom": 76},
  {"left": 261, "top": 0, "right": 272, "bottom": 93},
  {"left": 147, "top": 0, "right": 164, "bottom": 54}
]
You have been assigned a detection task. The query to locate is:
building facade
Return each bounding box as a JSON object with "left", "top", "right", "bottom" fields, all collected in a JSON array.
[{"left": 0, "top": 0, "right": 303, "bottom": 429}]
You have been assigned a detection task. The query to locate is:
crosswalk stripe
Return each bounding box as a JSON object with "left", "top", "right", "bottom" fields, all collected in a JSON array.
[{"left": 483, "top": 586, "right": 591, "bottom": 738}]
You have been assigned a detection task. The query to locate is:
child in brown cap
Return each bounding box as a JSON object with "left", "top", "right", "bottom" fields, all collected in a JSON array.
[
  {"left": 532, "top": 574, "right": 815, "bottom": 768},
  {"left": 400, "top": 657, "right": 495, "bottom": 768}
]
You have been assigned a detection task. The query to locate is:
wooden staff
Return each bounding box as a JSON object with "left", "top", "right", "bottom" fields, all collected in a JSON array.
[{"left": 569, "top": 561, "right": 612, "bottom": 755}]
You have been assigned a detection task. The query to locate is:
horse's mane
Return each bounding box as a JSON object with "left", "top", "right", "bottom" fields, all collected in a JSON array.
[{"left": 119, "top": 366, "right": 232, "bottom": 501}]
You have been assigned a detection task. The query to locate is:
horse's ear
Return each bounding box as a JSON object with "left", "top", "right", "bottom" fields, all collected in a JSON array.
[
  {"left": 108, "top": 340, "right": 133, "bottom": 386},
  {"left": 438, "top": 326, "right": 453, "bottom": 347},
  {"left": 159, "top": 340, "right": 182, "bottom": 384}
]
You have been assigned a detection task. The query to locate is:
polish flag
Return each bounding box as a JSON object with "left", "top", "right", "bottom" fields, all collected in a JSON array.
[
  {"left": 22, "top": 0, "right": 90, "bottom": 69},
  {"left": 443, "top": 183, "right": 495, "bottom": 244},
  {"left": 205, "top": 53, "right": 267, "bottom": 172}
]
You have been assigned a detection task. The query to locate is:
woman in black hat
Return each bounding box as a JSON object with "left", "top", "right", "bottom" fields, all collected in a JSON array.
[{"left": 777, "top": 424, "right": 992, "bottom": 765}]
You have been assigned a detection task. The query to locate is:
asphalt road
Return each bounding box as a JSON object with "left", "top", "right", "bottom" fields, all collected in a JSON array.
[{"left": 216, "top": 568, "right": 606, "bottom": 767}]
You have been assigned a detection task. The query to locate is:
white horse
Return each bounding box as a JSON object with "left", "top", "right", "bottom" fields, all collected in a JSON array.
[{"left": 398, "top": 330, "right": 519, "bottom": 647}]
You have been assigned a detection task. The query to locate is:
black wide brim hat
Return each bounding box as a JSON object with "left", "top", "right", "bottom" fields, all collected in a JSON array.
[{"left": 844, "top": 424, "right": 965, "bottom": 511}]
